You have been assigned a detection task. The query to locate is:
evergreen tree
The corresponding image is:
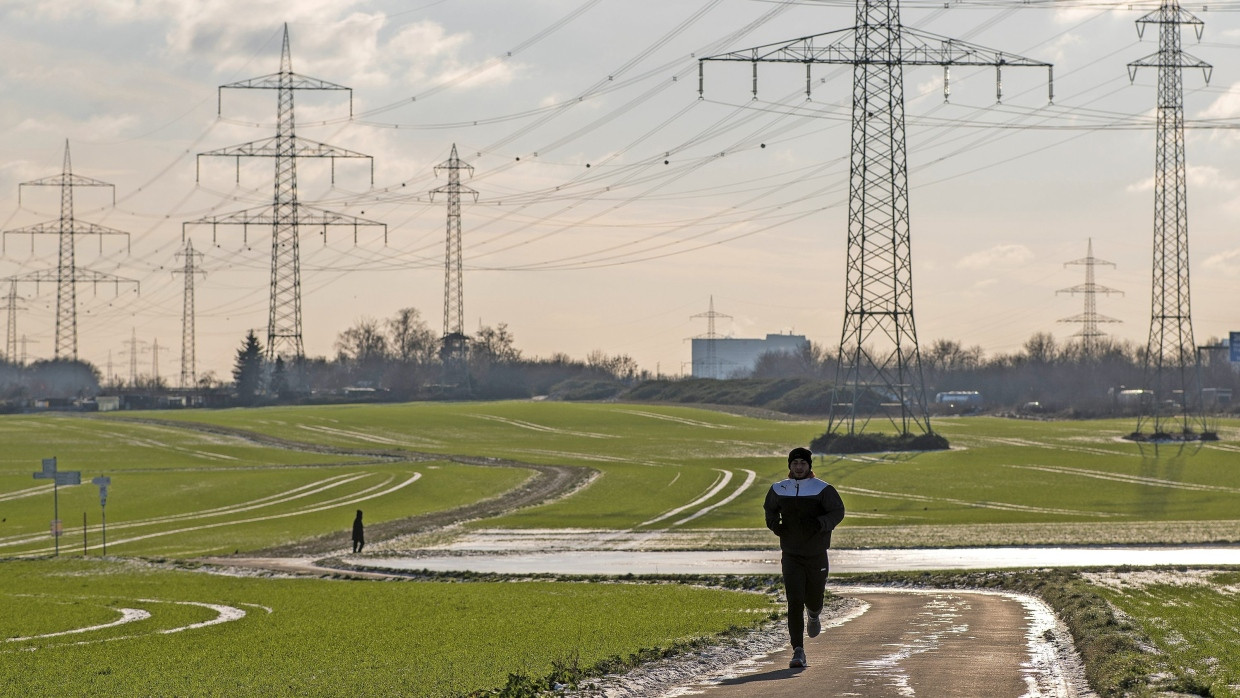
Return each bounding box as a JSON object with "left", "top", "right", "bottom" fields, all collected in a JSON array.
[{"left": 232, "top": 331, "right": 264, "bottom": 405}]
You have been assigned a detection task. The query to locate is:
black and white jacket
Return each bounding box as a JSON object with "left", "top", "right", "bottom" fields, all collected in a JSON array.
[{"left": 763, "top": 476, "right": 846, "bottom": 556}]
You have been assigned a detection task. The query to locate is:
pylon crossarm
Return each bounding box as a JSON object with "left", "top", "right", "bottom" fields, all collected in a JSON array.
[
  {"left": 1059, "top": 313, "right": 1123, "bottom": 323},
  {"left": 220, "top": 72, "right": 351, "bottom": 92},
  {"left": 3, "top": 220, "right": 130, "bottom": 240},
  {"left": 898, "top": 28, "right": 1053, "bottom": 102},
  {"left": 698, "top": 27, "right": 855, "bottom": 64},
  {"left": 429, "top": 185, "right": 480, "bottom": 201},
  {"left": 187, "top": 204, "right": 384, "bottom": 230},
  {"left": 1127, "top": 52, "right": 1212, "bottom": 83},
  {"left": 1057, "top": 284, "right": 1124, "bottom": 296},
  {"left": 699, "top": 25, "right": 1053, "bottom": 101},
  {"left": 1, "top": 268, "right": 137, "bottom": 293},
  {"left": 20, "top": 173, "right": 114, "bottom": 190},
  {"left": 1136, "top": 5, "right": 1204, "bottom": 37},
  {"left": 199, "top": 136, "right": 372, "bottom": 160}
]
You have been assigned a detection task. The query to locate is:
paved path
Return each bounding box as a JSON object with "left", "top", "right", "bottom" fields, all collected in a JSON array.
[{"left": 685, "top": 589, "right": 1070, "bottom": 698}]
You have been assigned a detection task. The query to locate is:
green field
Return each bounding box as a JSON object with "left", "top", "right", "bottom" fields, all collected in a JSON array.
[
  {"left": 1084, "top": 569, "right": 1240, "bottom": 697},
  {"left": 95, "top": 404, "right": 1240, "bottom": 547},
  {"left": 0, "top": 412, "right": 530, "bottom": 557},
  {"left": 0, "top": 558, "right": 776, "bottom": 697},
  {"left": 3, "top": 403, "right": 1239, "bottom": 696}
]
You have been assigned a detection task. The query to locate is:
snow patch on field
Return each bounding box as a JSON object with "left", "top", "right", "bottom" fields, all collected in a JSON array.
[{"left": 1081, "top": 568, "right": 1240, "bottom": 594}]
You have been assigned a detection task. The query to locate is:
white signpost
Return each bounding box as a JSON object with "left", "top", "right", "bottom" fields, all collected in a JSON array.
[{"left": 32, "top": 457, "right": 81, "bottom": 556}]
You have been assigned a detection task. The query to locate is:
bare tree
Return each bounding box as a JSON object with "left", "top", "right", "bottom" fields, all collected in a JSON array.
[
  {"left": 387, "top": 308, "right": 438, "bottom": 365},
  {"left": 335, "top": 317, "right": 390, "bottom": 365}
]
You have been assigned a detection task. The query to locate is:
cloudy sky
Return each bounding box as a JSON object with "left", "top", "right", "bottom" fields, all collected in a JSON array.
[{"left": 2, "top": 0, "right": 1240, "bottom": 383}]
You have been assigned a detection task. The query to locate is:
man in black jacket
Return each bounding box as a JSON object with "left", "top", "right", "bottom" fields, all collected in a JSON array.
[{"left": 763, "top": 447, "right": 846, "bottom": 668}]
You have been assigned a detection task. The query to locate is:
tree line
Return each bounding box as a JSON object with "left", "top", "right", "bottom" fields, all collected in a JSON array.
[
  {"left": 230, "top": 307, "right": 647, "bottom": 405},
  {"left": 3, "top": 311, "right": 1237, "bottom": 418},
  {"left": 748, "top": 332, "right": 1239, "bottom": 416}
]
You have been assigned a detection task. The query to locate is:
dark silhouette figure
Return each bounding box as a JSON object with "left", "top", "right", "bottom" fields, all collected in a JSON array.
[{"left": 351, "top": 509, "right": 365, "bottom": 553}]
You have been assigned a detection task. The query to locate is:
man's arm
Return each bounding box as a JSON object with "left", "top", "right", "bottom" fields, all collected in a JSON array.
[
  {"left": 817, "top": 484, "right": 846, "bottom": 531},
  {"left": 763, "top": 487, "right": 784, "bottom": 536}
]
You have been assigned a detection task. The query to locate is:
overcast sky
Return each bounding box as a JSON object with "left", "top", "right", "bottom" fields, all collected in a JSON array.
[{"left": 2, "top": 0, "right": 1240, "bottom": 383}]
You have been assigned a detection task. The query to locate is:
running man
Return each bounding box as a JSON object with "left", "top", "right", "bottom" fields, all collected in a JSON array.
[{"left": 763, "top": 447, "right": 846, "bottom": 668}]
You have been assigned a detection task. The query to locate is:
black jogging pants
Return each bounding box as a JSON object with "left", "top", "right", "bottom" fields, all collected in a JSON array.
[{"left": 781, "top": 551, "right": 829, "bottom": 649}]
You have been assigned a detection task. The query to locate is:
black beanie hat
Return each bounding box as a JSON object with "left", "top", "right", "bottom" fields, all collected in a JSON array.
[{"left": 788, "top": 447, "right": 813, "bottom": 464}]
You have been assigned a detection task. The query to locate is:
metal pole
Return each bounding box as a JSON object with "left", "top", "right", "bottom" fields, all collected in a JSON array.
[
  {"left": 101, "top": 507, "right": 107, "bottom": 556},
  {"left": 53, "top": 480, "right": 59, "bottom": 556}
]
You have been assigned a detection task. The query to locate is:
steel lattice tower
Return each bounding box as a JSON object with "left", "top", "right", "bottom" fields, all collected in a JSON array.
[
  {"left": 1057, "top": 238, "right": 1123, "bottom": 354},
  {"left": 186, "top": 25, "right": 385, "bottom": 362},
  {"left": 1, "top": 141, "right": 138, "bottom": 359},
  {"left": 690, "top": 296, "right": 732, "bottom": 379},
  {"left": 701, "top": 1, "right": 1052, "bottom": 436},
  {"left": 2, "top": 280, "right": 22, "bottom": 363},
  {"left": 123, "top": 327, "right": 144, "bottom": 386},
  {"left": 430, "top": 144, "right": 477, "bottom": 387},
  {"left": 1128, "top": 0, "right": 1211, "bottom": 435},
  {"left": 174, "top": 239, "right": 206, "bottom": 389}
]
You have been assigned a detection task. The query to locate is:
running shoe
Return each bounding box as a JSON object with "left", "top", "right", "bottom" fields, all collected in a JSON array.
[
  {"left": 807, "top": 611, "right": 821, "bottom": 638},
  {"left": 789, "top": 646, "right": 807, "bottom": 668}
]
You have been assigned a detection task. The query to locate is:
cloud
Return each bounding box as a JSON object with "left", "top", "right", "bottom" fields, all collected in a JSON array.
[
  {"left": 1202, "top": 247, "right": 1240, "bottom": 277},
  {"left": 1124, "top": 165, "right": 1239, "bottom": 194},
  {"left": 954, "top": 244, "right": 1034, "bottom": 270},
  {"left": 13, "top": 114, "right": 139, "bottom": 142}
]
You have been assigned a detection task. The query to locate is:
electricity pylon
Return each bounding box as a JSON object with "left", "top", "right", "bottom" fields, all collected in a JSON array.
[
  {"left": 174, "top": 239, "right": 206, "bottom": 389},
  {"left": 430, "top": 144, "right": 477, "bottom": 388},
  {"left": 690, "top": 296, "right": 732, "bottom": 380},
  {"left": 1128, "top": 0, "right": 1211, "bottom": 436},
  {"left": 1, "top": 141, "right": 138, "bottom": 359},
  {"left": 2, "top": 280, "right": 23, "bottom": 363},
  {"left": 1057, "top": 238, "right": 1122, "bottom": 353},
  {"left": 122, "top": 327, "right": 147, "bottom": 387},
  {"left": 700, "top": 2, "right": 1051, "bottom": 437},
  {"left": 186, "top": 24, "right": 385, "bottom": 363}
]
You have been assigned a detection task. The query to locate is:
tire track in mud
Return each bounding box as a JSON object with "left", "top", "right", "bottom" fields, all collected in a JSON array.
[{"left": 99, "top": 416, "right": 597, "bottom": 557}]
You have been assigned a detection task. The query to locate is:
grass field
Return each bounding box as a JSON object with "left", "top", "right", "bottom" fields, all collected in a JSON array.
[
  {"left": 3, "top": 403, "right": 1239, "bottom": 696},
  {"left": 106, "top": 404, "right": 1240, "bottom": 546},
  {"left": 0, "top": 413, "right": 530, "bottom": 557},
  {"left": 1083, "top": 569, "right": 1240, "bottom": 697},
  {"left": 0, "top": 558, "right": 777, "bottom": 697}
]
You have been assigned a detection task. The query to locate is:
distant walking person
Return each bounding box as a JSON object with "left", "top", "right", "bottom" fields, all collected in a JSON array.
[
  {"left": 351, "top": 510, "right": 365, "bottom": 553},
  {"left": 763, "top": 447, "right": 846, "bottom": 669}
]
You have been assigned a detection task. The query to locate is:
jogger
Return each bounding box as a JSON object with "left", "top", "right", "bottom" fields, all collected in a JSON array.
[{"left": 763, "top": 447, "right": 845, "bottom": 667}]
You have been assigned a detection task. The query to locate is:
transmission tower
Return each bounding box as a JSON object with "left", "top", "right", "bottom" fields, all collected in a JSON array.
[
  {"left": 122, "top": 327, "right": 147, "bottom": 387},
  {"left": 2, "top": 281, "right": 22, "bottom": 363},
  {"left": 152, "top": 338, "right": 162, "bottom": 385},
  {"left": 174, "top": 239, "right": 206, "bottom": 389},
  {"left": 186, "top": 24, "right": 385, "bottom": 363},
  {"left": 1, "top": 141, "right": 138, "bottom": 359},
  {"left": 20, "top": 336, "right": 38, "bottom": 365},
  {"left": 1057, "top": 238, "right": 1123, "bottom": 353},
  {"left": 1128, "top": 0, "right": 1211, "bottom": 436},
  {"left": 690, "top": 296, "right": 732, "bottom": 380},
  {"left": 701, "top": 2, "right": 1051, "bottom": 437},
  {"left": 430, "top": 144, "right": 478, "bottom": 388}
]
